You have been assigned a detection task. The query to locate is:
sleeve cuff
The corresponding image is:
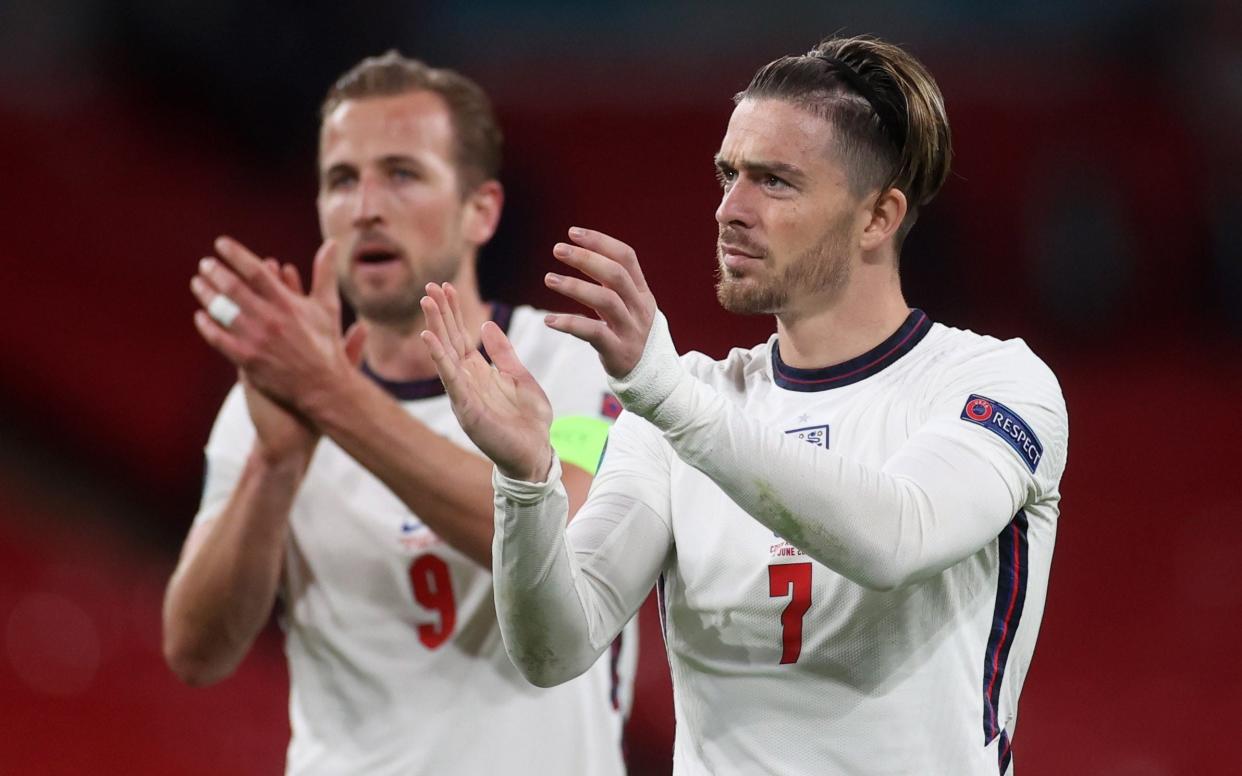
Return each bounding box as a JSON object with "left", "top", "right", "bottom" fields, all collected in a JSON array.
[
  {"left": 492, "top": 455, "right": 563, "bottom": 505},
  {"left": 607, "top": 310, "right": 686, "bottom": 418}
]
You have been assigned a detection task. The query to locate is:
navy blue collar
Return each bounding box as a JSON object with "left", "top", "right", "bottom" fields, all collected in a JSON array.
[
  {"left": 362, "top": 302, "right": 513, "bottom": 401},
  {"left": 771, "top": 309, "right": 931, "bottom": 392}
]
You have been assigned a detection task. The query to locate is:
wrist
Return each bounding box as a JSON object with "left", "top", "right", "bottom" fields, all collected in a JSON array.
[
  {"left": 493, "top": 455, "right": 563, "bottom": 505},
  {"left": 250, "top": 442, "right": 314, "bottom": 476},
  {"left": 608, "top": 309, "right": 683, "bottom": 418},
  {"left": 498, "top": 444, "right": 555, "bottom": 484},
  {"left": 297, "top": 361, "right": 359, "bottom": 430}
]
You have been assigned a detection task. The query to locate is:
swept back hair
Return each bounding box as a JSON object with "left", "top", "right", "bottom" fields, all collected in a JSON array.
[{"left": 737, "top": 35, "right": 952, "bottom": 246}]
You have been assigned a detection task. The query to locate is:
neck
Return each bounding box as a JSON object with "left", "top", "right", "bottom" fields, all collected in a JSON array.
[
  {"left": 361, "top": 261, "right": 491, "bottom": 382},
  {"left": 774, "top": 260, "right": 910, "bottom": 369}
]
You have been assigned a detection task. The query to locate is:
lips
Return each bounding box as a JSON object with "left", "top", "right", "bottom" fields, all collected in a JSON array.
[
  {"left": 355, "top": 250, "right": 399, "bottom": 265},
  {"left": 718, "top": 241, "right": 764, "bottom": 273},
  {"left": 351, "top": 234, "right": 404, "bottom": 267},
  {"left": 719, "top": 243, "right": 761, "bottom": 259}
]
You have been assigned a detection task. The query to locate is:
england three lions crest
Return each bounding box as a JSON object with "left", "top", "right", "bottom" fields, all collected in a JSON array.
[
  {"left": 785, "top": 424, "right": 829, "bottom": 448},
  {"left": 769, "top": 424, "right": 830, "bottom": 556}
]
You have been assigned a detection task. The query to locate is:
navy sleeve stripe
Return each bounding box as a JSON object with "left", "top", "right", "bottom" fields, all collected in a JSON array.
[
  {"left": 982, "top": 510, "right": 1029, "bottom": 752},
  {"left": 998, "top": 729, "right": 1013, "bottom": 774}
]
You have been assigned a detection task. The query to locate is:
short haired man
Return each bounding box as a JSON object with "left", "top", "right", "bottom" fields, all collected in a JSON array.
[
  {"left": 164, "top": 53, "right": 634, "bottom": 775},
  {"left": 425, "top": 35, "right": 1068, "bottom": 775}
]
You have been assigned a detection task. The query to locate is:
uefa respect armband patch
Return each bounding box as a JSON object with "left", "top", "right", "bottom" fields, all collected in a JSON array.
[{"left": 960, "top": 394, "right": 1043, "bottom": 473}]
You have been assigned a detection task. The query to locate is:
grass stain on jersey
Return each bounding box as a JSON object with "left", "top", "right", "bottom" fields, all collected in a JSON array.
[
  {"left": 756, "top": 480, "right": 808, "bottom": 549},
  {"left": 755, "top": 480, "right": 845, "bottom": 561}
]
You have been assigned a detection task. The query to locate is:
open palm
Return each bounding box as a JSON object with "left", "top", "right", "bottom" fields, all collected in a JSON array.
[{"left": 420, "top": 283, "right": 555, "bottom": 482}]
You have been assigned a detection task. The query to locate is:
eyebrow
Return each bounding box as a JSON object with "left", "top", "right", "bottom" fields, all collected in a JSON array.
[
  {"left": 320, "top": 154, "right": 423, "bottom": 179},
  {"left": 377, "top": 154, "right": 420, "bottom": 168},
  {"left": 714, "top": 155, "right": 807, "bottom": 185}
]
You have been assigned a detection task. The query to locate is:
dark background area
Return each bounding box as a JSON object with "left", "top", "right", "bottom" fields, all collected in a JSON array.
[{"left": 2, "top": 2, "right": 1239, "bottom": 773}]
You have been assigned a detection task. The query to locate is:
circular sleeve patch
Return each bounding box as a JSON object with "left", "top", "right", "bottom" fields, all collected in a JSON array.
[{"left": 549, "top": 415, "right": 612, "bottom": 475}]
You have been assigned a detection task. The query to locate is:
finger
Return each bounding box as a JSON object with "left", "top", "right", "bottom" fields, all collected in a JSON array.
[
  {"left": 191, "top": 271, "right": 256, "bottom": 334},
  {"left": 423, "top": 327, "right": 484, "bottom": 415},
  {"left": 271, "top": 259, "right": 304, "bottom": 295},
  {"left": 445, "top": 283, "right": 474, "bottom": 353},
  {"left": 429, "top": 282, "right": 468, "bottom": 357},
  {"left": 544, "top": 272, "right": 629, "bottom": 328},
  {"left": 419, "top": 329, "right": 459, "bottom": 385},
  {"left": 420, "top": 291, "right": 461, "bottom": 369},
  {"left": 343, "top": 320, "right": 369, "bottom": 366},
  {"left": 543, "top": 312, "right": 617, "bottom": 351},
  {"left": 264, "top": 259, "right": 300, "bottom": 295},
  {"left": 441, "top": 282, "right": 471, "bottom": 357},
  {"left": 552, "top": 241, "right": 642, "bottom": 312},
  {"left": 214, "top": 236, "right": 283, "bottom": 299},
  {"left": 310, "top": 240, "right": 340, "bottom": 311},
  {"left": 567, "top": 226, "right": 650, "bottom": 293},
  {"left": 190, "top": 274, "right": 220, "bottom": 311},
  {"left": 284, "top": 264, "right": 304, "bottom": 295},
  {"left": 193, "top": 309, "right": 251, "bottom": 366},
  {"left": 197, "top": 256, "right": 266, "bottom": 315}
]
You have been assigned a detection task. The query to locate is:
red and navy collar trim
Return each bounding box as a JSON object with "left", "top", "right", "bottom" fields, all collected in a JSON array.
[
  {"left": 362, "top": 302, "right": 513, "bottom": 401},
  {"left": 771, "top": 309, "right": 931, "bottom": 392}
]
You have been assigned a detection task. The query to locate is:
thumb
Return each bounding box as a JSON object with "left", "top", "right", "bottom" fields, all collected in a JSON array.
[
  {"left": 310, "top": 240, "right": 341, "bottom": 311},
  {"left": 481, "top": 321, "right": 531, "bottom": 382},
  {"left": 343, "top": 320, "right": 369, "bottom": 367}
]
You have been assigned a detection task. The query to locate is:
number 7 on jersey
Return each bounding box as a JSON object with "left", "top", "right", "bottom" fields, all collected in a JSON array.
[{"left": 768, "top": 562, "right": 812, "bottom": 664}]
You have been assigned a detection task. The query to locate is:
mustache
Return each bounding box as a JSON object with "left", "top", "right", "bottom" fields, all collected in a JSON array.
[
  {"left": 350, "top": 228, "right": 403, "bottom": 255},
  {"left": 716, "top": 227, "right": 765, "bottom": 257}
]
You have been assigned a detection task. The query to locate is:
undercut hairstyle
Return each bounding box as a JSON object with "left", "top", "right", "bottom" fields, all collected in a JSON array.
[
  {"left": 320, "top": 51, "right": 503, "bottom": 192},
  {"left": 736, "top": 34, "right": 952, "bottom": 247}
]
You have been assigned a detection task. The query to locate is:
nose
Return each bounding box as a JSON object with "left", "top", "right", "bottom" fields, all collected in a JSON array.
[
  {"left": 352, "top": 173, "right": 384, "bottom": 228},
  {"left": 715, "top": 179, "right": 755, "bottom": 229}
]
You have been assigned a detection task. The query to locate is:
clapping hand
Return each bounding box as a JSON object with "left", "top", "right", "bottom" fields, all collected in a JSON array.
[{"left": 420, "top": 282, "right": 555, "bottom": 482}]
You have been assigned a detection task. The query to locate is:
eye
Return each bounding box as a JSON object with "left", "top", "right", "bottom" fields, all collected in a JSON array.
[
  {"left": 762, "top": 174, "right": 789, "bottom": 190},
  {"left": 716, "top": 166, "right": 737, "bottom": 189},
  {"left": 391, "top": 167, "right": 419, "bottom": 182},
  {"left": 324, "top": 169, "right": 356, "bottom": 191}
]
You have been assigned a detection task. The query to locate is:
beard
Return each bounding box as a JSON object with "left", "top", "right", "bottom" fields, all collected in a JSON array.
[
  {"left": 715, "top": 218, "right": 853, "bottom": 316},
  {"left": 338, "top": 248, "right": 461, "bottom": 329}
]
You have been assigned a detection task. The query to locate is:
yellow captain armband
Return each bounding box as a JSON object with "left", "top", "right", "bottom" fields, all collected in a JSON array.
[{"left": 549, "top": 415, "right": 612, "bottom": 475}]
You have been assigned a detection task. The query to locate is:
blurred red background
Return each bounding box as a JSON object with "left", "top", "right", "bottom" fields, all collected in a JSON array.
[{"left": 2, "top": 3, "right": 1239, "bottom": 773}]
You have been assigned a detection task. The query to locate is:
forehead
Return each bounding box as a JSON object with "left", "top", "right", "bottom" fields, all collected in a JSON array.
[
  {"left": 319, "top": 91, "right": 455, "bottom": 166},
  {"left": 719, "top": 98, "right": 842, "bottom": 175}
]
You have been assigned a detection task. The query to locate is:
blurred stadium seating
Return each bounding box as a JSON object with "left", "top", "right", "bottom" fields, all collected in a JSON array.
[{"left": 2, "top": 2, "right": 1239, "bottom": 773}]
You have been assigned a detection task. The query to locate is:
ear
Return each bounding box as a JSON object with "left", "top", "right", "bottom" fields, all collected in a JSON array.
[
  {"left": 461, "top": 179, "right": 504, "bottom": 247},
  {"left": 859, "top": 187, "right": 908, "bottom": 252}
]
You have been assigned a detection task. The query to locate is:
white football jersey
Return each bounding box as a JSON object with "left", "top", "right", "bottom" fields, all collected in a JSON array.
[
  {"left": 588, "top": 309, "right": 1068, "bottom": 775},
  {"left": 195, "top": 305, "right": 635, "bottom": 776}
]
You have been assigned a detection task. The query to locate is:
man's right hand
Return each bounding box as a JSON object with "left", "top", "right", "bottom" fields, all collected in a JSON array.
[
  {"left": 191, "top": 237, "right": 367, "bottom": 420},
  {"left": 237, "top": 261, "right": 316, "bottom": 465},
  {"left": 191, "top": 249, "right": 367, "bottom": 466},
  {"left": 235, "top": 260, "right": 363, "bottom": 466}
]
